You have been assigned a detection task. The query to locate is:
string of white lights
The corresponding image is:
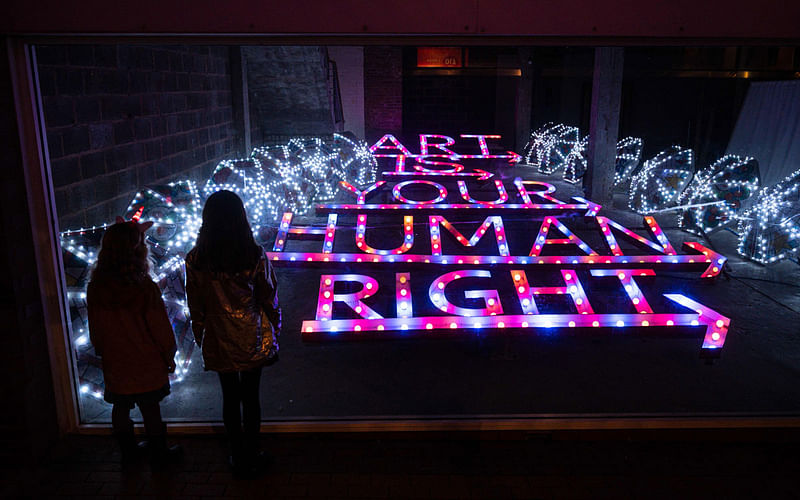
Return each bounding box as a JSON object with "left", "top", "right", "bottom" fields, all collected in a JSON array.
[
  {"left": 677, "top": 155, "right": 760, "bottom": 236},
  {"left": 60, "top": 134, "right": 378, "bottom": 400},
  {"left": 736, "top": 167, "right": 800, "bottom": 264}
]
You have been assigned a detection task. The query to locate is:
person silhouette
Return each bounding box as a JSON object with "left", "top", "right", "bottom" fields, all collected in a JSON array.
[
  {"left": 87, "top": 217, "right": 182, "bottom": 465},
  {"left": 185, "top": 190, "right": 280, "bottom": 477}
]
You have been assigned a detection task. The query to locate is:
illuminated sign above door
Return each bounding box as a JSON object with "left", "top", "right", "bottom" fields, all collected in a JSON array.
[{"left": 417, "top": 47, "right": 463, "bottom": 68}]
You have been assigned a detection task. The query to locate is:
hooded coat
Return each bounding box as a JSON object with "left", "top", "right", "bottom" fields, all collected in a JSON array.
[
  {"left": 87, "top": 277, "right": 176, "bottom": 395},
  {"left": 185, "top": 250, "right": 280, "bottom": 372}
]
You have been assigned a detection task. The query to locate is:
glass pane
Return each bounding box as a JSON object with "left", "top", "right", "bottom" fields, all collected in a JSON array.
[{"left": 38, "top": 44, "right": 800, "bottom": 423}]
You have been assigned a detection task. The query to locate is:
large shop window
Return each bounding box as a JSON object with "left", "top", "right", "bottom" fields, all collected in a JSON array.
[{"left": 41, "top": 44, "right": 800, "bottom": 424}]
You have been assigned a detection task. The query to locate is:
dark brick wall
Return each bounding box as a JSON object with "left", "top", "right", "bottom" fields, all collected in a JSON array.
[
  {"left": 37, "top": 45, "right": 236, "bottom": 230},
  {"left": 0, "top": 40, "right": 59, "bottom": 463},
  {"left": 364, "top": 46, "right": 402, "bottom": 143},
  {"left": 403, "top": 75, "right": 500, "bottom": 143},
  {"left": 243, "top": 46, "right": 333, "bottom": 145}
]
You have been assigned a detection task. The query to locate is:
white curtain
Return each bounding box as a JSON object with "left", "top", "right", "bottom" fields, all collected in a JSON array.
[{"left": 726, "top": 80, "right": 800, "bottom": 186}]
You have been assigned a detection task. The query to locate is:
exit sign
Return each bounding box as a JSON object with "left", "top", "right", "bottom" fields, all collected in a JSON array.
[{"left": 417, "top": 47, "right": 463, "bottom": 68}]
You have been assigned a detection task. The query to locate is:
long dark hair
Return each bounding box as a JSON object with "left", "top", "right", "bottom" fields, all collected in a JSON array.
[
  {"left": 193, "top": 190, "right": 262, "bottom": 273},
  {"left": 91, "top": 222, "right": 150, "bottom": 284}
]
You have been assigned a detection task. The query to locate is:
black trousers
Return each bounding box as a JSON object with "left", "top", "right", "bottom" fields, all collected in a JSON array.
[
  {"left": 111, "top": 399, "right": 163, "bottom": 436},
  {"left": 217, "top": 367, "right": 263, "bottom": 441}
]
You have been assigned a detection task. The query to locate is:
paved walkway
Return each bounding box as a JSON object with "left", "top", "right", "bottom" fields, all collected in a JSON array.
[{"left": 3, "top": 429, "right": 799, "bottom": 499}]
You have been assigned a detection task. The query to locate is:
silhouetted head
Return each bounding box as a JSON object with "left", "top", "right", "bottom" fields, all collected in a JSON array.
[
  {"left": 91, "top": 219, "right": 153, "bottom": 283},
  {"left": 193, "top": 190, "right": 262, "bottom": 273}
]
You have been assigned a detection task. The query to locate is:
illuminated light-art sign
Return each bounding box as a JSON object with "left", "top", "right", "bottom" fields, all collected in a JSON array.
[{"left": 268, "top": 133, "right": 732, "bottom": 355}]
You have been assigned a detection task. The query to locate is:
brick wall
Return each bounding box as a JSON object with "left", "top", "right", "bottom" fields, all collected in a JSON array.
[
  {"left": 364, "top": 46, "right": 402, "bottom": 143},
  {"left": 243, "top": 46, "right": 333, "bottom": 145},
  {"left": 37, "top": 45, "right": 236, "bottom": 230},
  {"left": 403, "top": 75, "right": 504, "bottom": 144}
]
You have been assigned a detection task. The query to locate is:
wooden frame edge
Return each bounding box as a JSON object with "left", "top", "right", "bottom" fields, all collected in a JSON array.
[
  {"left": 71, "top": 416, "right": 800, "bottom": 434},
  {"left": 7, "top": 38, "right": 80, "bottom": 434}
]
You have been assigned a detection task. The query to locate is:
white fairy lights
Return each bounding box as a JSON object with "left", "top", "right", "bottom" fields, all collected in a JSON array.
[
  {"left": 629, "top": 146, "right": 695, "bottom": 214},
  {"left": 61, "top": 133, "right": 379, "bottom": 402},
  {"left": 736, "top": 168, "right": 800, "bottom": 264},
  {"left": 677, "top": 155, "right": 760, "bottom": 235},
  {"left": 613, "top": 137, "right": 643, "bottom": 188},
  {"left": 563, "top": 135, "right": 589, "bottom": 184},
  {"left": 521, "top": 123, "right": 580, "bottom": 174}
]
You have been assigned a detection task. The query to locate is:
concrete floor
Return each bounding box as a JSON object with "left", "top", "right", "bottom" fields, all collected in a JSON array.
[{"left": 79, "top": 164, "right": 800, "bottom": 424}]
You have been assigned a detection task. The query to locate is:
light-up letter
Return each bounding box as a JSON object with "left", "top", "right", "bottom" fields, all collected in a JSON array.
[
  {"left": 513, "top": 178, "right": 566, "bottom": 205},
  {"left": 392, "top": 180, "right": 448, "bottom": 205},
  {"left": 273, "top": 212, "right": 338, "bottom": 254},
  {"left": 419, "top": 134, "right": 458, "bottom": 156},
  {"left": 429, "top": 215, "right": 509, "bottom": 256},
  {"left": 314, "top": 274, "right": 383, "bottom": 322},
  {"left": 273, "top": 212, "right": 293, "bottom": 252},
  {"left": 356, "top": 214, "right": 414, "bottom": 255},
  {"left": 530, "top": 217, "right": 598, "bottom": 256},
  {"left": 457, "top": 180, "right": 509, "bottom": 205},
  {"left": 369, "top": 134, "right": 412, "bottom": 157},
  {"left": 396, "top": 272, "right": 413, "bottom": 318},
  {"left": 460, "top": 134, "right": 501, "bottom": 155},
  {"left": 596, "top": 216, "right": 677, "bottom": 256},
  {"left": 339, "top": 181, "right": 386, "bottom": 204},
  {"left": 590, "top": 269, "right": 654, "bottom": 314},
  {"left": 428, "top": 270, "right": 503, "bottom": 317},
  {"left": 511, "top": 269, "right": 594, "bottom": 314},
  {"left": 322, "top": 214, "right": 337, "bottom": 254},
  {"left": 413, "top": 155, "right": 464, "bottom": 173}
]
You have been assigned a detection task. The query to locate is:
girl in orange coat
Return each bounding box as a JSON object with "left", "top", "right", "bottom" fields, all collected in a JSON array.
[{"left": 88, "top": 218, "right": 181, "bottom": 464}]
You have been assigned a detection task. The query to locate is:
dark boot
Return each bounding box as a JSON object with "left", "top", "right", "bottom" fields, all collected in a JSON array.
[
  {"left": 228, "top": 434, "right": 259, "bottom": 479},
  {"left": 113, "top": 417, "right": 146, "bottom": 466},
  {"left": 114, "top": 431, "right": 143, "bottom": 466},
  {"left": 148, "top": 423, "right": 182, "bottom": 464}
]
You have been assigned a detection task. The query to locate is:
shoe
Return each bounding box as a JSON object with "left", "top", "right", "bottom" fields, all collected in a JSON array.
[
  {"left": 147, "top": 425, "right": 183, "bottom": 464},
  {"left": 228, "top": 454, "right": 258, "bottom": 479},
  {"left": 114, "top": 431, "right": 146, "bottom": 466}
]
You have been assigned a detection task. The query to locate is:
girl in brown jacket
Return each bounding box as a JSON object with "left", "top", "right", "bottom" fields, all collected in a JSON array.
[
  {"left": 185, "top": 190, "right": 280, "bottom": 477},
  {"left": 88, "top": 218, "right": 181, "bottom": 464}
]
